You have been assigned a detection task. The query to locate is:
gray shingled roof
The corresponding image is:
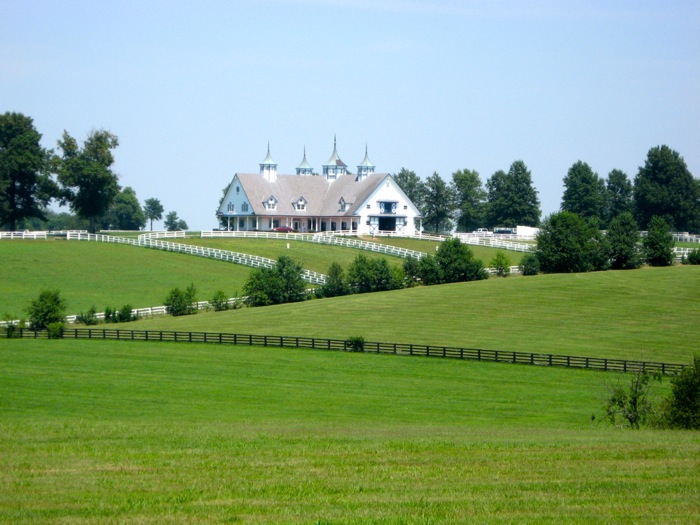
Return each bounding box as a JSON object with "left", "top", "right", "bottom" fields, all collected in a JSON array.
[{"left": 236, "top": 172, "right": 389, "bottom": 217}]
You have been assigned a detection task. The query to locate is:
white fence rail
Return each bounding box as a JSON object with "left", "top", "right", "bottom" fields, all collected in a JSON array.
[
  {"left": 138, "top": 231, "right": 187, "bottom": 241},
  {"left": 66, "top": 232, "right": 327, "bottom": 285},
  {"left": 0, "top": 231, "right": 48, "bottom": 240}
]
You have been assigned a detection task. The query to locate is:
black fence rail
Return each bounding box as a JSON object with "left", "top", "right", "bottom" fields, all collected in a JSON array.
[{"left": 6, "top": 327, "right": 688, "bottom": 376}]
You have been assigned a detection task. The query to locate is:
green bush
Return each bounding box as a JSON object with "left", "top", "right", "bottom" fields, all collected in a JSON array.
[
  {"left": 164, "top": 284, "right": 198, "bottom": 316},
  {"left": 489, "top": 251, "right": 511, "bottom": 277},
  {"left": 210, "top": 290, "right": 230, "bottom": 311},
  {"left": 346, "top": 336, "right": 365, "bottom": 352},
  {"left": 47, "top": 322, "right": 64, "bottom": 339},
  {"left": 520, "top": 253, "right": 540, "bottom": 276},
  {"left": 116, "top": 305, "right": 136, "bottom": 323},
  {"left": 643, "top": 216, "right": 674, "bottom": 267},
  {"left": 25, "top": 289, "right": 67, "bottom": 330},
  {"left": 660, "top": 355, "right": 700, "bottom": 429},
  {"left": 682, "top": 249, "right": 700, "bottom": 265},
  {"left": 77, "top": 305, "right": 99, "bottom": 326}
]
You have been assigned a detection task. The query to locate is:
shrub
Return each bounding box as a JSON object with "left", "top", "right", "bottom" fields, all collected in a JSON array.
[
  {"left": 104, "top": 306, "right": 114, "bottom": 323},
  {"left": 164, "top": 284, "right": 198, "bottom": 316},
  {"left": 346, "top": 335, "right": 365, "bottom": 352},
  {"left": 47, "top": 322, "right": 64, "bottom": 339},
  {"left": 489, "top": 251, "right": 511, "bottom": 277},
  {"left": 116, "top": 305, "right": 136, "bottom": 323},
  {"left": 316, "top": 262, "right": 350, "bottom": 298},
  {"left": 210, "top": 290, "right": 230, "bottom": 311},
  {"left": 25, "top": 289, "right": 67, "bottom": 330},
  {"left": 603, "top": 370, "right": 660, "bottom": 429},
  {"left": 77, "top": 305, "right": 99, "bottom": 326},
  {"left": 607, "top": 212, "right": 642, "bottom": 270},
  {"left": 660, "top": 355, "right": 700, "bottom": 429},
  {"left": 520, "top": 253, "right": 540, "bottom": 276},
  {"left": 682, "top": 249, "right": 700, "bottom": 265},
  {"left": 643, "top": 216, "right": 674, "bottom": 267}
]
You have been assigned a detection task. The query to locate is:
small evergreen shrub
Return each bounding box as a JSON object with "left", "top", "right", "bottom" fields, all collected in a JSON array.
[
  {"left": 490, "top": 251, "right": 511, "bottom": 277},
  {"left": 164, "top": 284, "right": 198, "bottom": 316},
  {"left": 47, "top": 322, "right": 64, "bottom": 339},
  {"left": 104, "top": 306, "right": 114, "bottom": 323},
  {"left": 346, "top": 336, "right": 365, "bottom": 352},
  {"left": 210, "top": 290, "right": 230, "bottom": 311},
  {"left": 77, "top": 306, "right": 99, "bottom": 326},
  {"left": 25, "top": 289, "right": 67, "bottom": 330},
  {"left": 682, "top": 249, "right": 700, "bottom": 265},
  {"left": 520, "top": 253, "right": 540, "bottom": 276},
  {"left": 116, "top": 305, "right": 136, "bottom": 323}
]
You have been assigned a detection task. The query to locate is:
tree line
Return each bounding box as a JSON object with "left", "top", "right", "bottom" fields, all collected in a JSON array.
[
  {"left": 0, "top": 112, "right": 186, "bottom": 232},
  {"left": 394, "top": 145, "right": 700, "bottom": 234}
]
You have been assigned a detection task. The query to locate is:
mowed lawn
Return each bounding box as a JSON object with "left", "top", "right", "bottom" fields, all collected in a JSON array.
[
  {"left": 0, "top": 240, "right": 253, "bottom": 315},
  {"left": 124, "top": 265, "right": 700, "bottom": 364},
  {"left": 1, "top": 339, "right": 698, "bottom": 524}
]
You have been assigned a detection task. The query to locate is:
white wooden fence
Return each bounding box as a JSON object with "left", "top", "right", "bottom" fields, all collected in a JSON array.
[
  {"left": 0, "top": 231, "right": 48, "bottom": 239},
  {"left": 66, "top": 232, "right": 327, "bottom": 285}
]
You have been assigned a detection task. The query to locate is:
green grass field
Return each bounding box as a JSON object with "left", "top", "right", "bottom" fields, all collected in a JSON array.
[
  {"left": 122, "top": 265, "right": 700, "bottom": 364},
  {"left": 0, "top": 240, "right": 253, "bottom": 315},
  {"left": 1, "top": 339, "right": 698, "bottom": 524}
]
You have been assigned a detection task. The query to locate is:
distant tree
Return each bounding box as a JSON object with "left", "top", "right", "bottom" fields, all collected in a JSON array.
[
  {"left": 605, "top": 169, "right": 633, "bottom": 224},
  {"left": 422, "top": 172, "right": 456, "bottom": 233},
  {"left": 164, "top": 284, "right": 198, "bottom": 316},
  {"left": 485, "top": 161, "right": 540, "bottom": 228},
  {"left": 604, "top": 369, "right": 658, "bottom": 429},
  {"left": 25, "top": 289, "right": 67, "bottom": 330},
  {"left": 434, "top": 237, "right": 488, "bottom": 283},
  {"left": 393, "top": 168, "right": 425, "bottom": 211},
  {"left": 561, "top": 161, "right": 607, "bottom": 224},
  {"left": 489, "top": 251, "right": 512, "bottom": 277},
  {"left": 451, "top": 168, "right": 486, "bottom": 232},
  {"left": 243, "top": 256, "right": 307, "bottom": 307},
  {"left": 660, "top": 355, "right": 700, "bottom": 430},
  {"left": 633, "top": 145, "right": 700, "bottom": 232},
  {"left": 520, "top": 252, "right": 540, "bottom": 276},
  {"left": 643, "top": 216, "right": 674, "bottom": 267},
  {"left": 164, "top": 210, "right": 188, "bottom": 231},
  {"left": 607, "top": 212, "right": 642, "bottom": 270},
  {"left": 536, "top": 211, "right": 610, "bottom": 273},
  {"left": 346, "top": 254, "right": 402, "bottom": 294},
  {"left": 53, "top": 129, "right": 120, "bottom": 233},
  {"left": 316, "top": 261, "right": 350, "bottom": 298},
  {"left": 0, "top": 112, "right": 56, "bottom": 230},
  {"left": 143, "top": 198, "right": 164, "bottom": 231},
  {"left": 107, "top": 186, "right": 145, "bottom": 230}
]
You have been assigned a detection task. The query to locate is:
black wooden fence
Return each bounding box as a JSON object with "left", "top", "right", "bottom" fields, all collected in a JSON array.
[{"left": 5, "top": 327, "right": 688, "bottom": 376}]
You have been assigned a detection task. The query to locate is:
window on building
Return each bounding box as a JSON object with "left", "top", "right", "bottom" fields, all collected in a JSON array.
[
  {"left": 379, "top": 201, "right": 398, "bottom": 214},
  {"left": 241, "top": 202, "right": 249, "bottom": 212},
  {"left": 264, "top": 196, "right": 277, "bottom": 210},
  {"left": 227, "top": 202, "right": 235, "bottom": 212},
  {"left": 339, "top": 198, "right": 346, "bottom": 212},
  {"left": 295, "top": 197, "right": 306, "bottom": 211}
]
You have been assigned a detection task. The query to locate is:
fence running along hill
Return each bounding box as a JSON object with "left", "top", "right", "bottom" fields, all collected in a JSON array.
[{"left": 4, "top": 327, "right": 688, "bottom": 376}]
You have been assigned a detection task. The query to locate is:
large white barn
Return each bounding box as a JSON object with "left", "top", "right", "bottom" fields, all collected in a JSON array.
[{"left": 217, "top": 139, "right": 422, "bottom": 235}]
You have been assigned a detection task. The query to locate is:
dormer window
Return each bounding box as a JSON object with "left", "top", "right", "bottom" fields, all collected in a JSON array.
[
  {"left": 264, "top": 196, "right": 278, "bottom": 210},
  {"left": 294, "top": 197, "right": 307, "bottom": 211}
]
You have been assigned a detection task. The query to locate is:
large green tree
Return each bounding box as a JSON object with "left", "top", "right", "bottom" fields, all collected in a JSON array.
[
  {"left": 451, "top": 168, "right": 486, "bottom": 232},
  {"left": 422, "top": 172, "right": 456, "bottom": 233},
  {"left": 0, "top": 112, "right": 55, "bottom": 230},
  {"left": 605, "top": 169, "right": 633, "bottom": 225},
  {"left": 393, "top": 168, "right": 425, "bottom": 211},
  {"left": 607, "top": 211, "right": 642, "bottom": 270},
  {"left": 536, "top": 211, "right": 610, "bottom": 273},
  {"left": 164, "top": 211, "right": 188, "bottom": 231},
  {"left": 633, "top": 145, "right": 700, "bottom": 232},
  {"left": 643, "top": 216, "right": 674, "bottom": 267},
  {"left": 54, "top": 130, "right": 120, "bottom": 233},
  {"left": 143, "top": 197, "right": 164, "bottom": 231},
  {"left": 485, "top": 161, "right": 540, "bottom": 228},
  {"left": 107, "top": 186, "right": 146, "bottom": 230},
  {"left": 243, "top": 256, "right": 307, "bottom": 307},
  {"left": 561, "top": 161, "right": 606, "bottom": 224}
]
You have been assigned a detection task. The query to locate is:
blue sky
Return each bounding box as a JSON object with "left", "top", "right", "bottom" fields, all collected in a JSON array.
[{"left": 2, "top": 0, "right": 698, "bottom": 230}]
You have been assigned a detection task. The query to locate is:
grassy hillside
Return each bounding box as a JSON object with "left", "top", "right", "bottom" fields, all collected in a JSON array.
[
  {"left": 123, "top": 265, "right": 700, "bottom": 364},
  {"left": 0, "top": 240, "right": 253, "bottom": 315},
  {"left": 1, "top": 339, "right": 697, "bottom": 523}
]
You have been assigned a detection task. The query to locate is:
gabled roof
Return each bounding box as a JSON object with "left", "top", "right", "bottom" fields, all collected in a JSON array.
[{"left": 232, "top": 172, "right": 390, "bottom": 217}]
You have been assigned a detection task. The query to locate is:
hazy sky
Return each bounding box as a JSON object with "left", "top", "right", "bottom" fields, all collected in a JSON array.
[{"left": 2, "top": 0, "right": 698, "bottom": 230}]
